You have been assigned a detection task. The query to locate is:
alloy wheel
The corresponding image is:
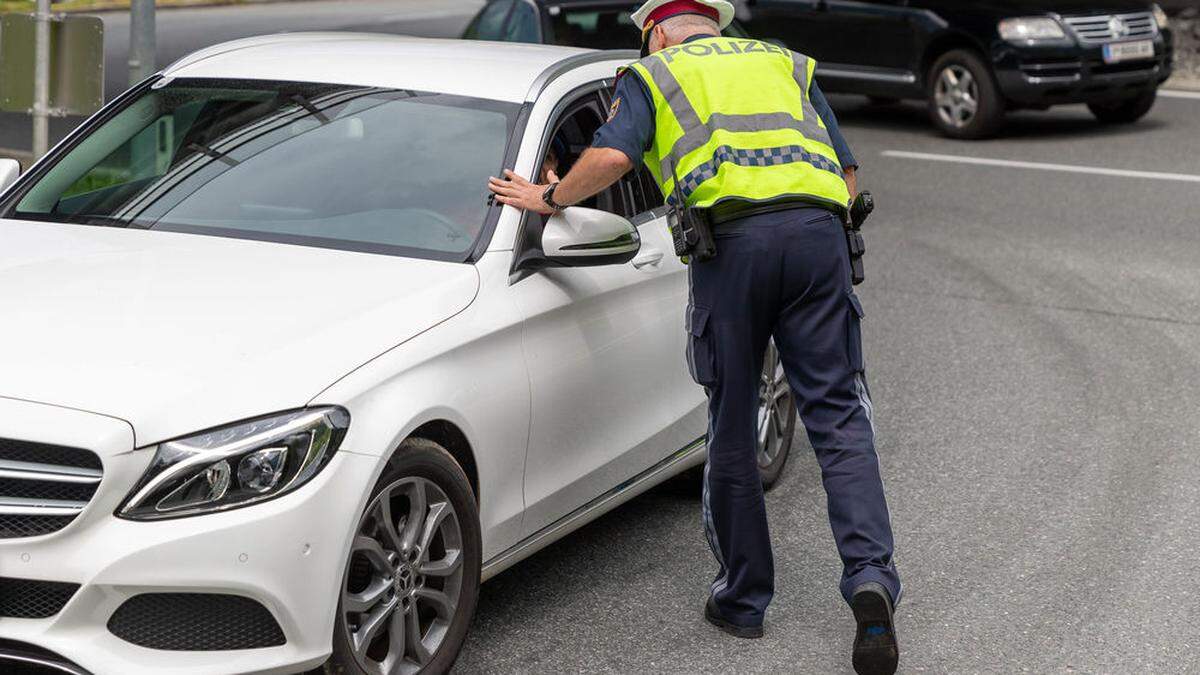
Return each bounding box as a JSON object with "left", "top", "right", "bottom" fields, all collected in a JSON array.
[
  {"left": 341, "top": 476, "right": 464, "bottom": 675},
  {"left": 934, "top": 64, "right": 979, "bottom": 129},
  {"left": 757, "top": 341, "right": 792, "bottom": 471}
]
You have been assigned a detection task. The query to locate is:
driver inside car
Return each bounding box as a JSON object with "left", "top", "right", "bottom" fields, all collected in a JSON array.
[{"left": 539, "top": 134, "right": 570, "bottom": 184}]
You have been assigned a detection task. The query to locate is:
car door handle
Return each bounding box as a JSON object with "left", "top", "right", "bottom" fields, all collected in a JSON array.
[{"left": 632, "top": 249, "right": 664, "bottom": 269}]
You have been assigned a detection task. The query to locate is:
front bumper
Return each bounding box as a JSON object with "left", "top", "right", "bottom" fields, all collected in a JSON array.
[
  {"left": 0, "top": 399, "right": 378, "bottom": 675},
  {"left": 993, "top": 32, "right": 1174, "bottom": 106}
]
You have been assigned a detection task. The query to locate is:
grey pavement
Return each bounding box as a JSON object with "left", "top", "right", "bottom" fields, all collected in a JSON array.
[{"left": 4, "top": 2, "right": 1200, "bottom": 672}]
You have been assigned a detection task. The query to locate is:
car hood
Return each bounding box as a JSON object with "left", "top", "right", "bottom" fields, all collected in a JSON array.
[{"left": 0, "top": 220, "right": 479, "bottom": 445}]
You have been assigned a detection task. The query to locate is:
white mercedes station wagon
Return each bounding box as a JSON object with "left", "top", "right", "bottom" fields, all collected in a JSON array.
[{"left": 0, "top": 35, "right": 796, "bottom": 675}]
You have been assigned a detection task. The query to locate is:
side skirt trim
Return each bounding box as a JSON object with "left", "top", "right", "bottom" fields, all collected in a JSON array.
[{"left": 481, "top": 436, "right": 707, "bottom": 581}]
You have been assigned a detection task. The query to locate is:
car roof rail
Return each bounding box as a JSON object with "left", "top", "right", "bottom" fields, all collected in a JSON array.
[{"left": 526, "top": 49, "right": 639, "bottom": 101}]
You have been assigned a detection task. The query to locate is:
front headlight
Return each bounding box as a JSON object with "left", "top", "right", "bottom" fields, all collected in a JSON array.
[
  {"left": 118, "top": 407, "right": 349, "bottom": 520},
  {"left": 998, "top": 17, "right": 1066, "bottom": 42},
  {"left": 1152, "top": 4, "right": 1169, "bottom": 30}
]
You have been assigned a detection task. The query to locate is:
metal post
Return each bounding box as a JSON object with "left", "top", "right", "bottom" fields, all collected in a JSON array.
[
  {"left": 129, "top": 0, "right": 156, "bottom": 86},
  {"left": 32, "top": 0, "right": 51, "bottom": 159}
]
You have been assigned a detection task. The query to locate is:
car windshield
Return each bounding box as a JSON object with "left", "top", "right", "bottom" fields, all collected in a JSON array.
[
  {"left": 547, "top": 5, "right": 748, "bottom": 49},
  {"left": 3, "top": 79, "right": 519, "bottom": 261}
]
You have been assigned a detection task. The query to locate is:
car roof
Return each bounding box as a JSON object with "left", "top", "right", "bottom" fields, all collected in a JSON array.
[{"left": 162, "top": 33, "right": 601, "bottom": 103}]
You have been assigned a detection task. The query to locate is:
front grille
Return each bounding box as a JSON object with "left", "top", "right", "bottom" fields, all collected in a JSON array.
[
  {"left": 108, "top": 593, "right": 287, "bottom": 651},
  {"left": 1063, "top": 12, "right": 1157, "bottom": 45},
  {"left": 0, "top": 578, "right": 80, "bottom": 619},
  {"left": 0, "top": 439, "right": 102, "bottom": 539},
  {"left": 1019, "top": 58, "right": 1082, "bottom": 79}
]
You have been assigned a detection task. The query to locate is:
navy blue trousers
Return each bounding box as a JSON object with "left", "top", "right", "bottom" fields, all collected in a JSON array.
[{"left": 686, "top": 206, "right": 901, "bottom": 627}]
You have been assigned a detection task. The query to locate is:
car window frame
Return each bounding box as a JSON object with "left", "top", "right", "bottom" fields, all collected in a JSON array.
[
  {"left": 509, "top": 79, "right": 643, "bottom": 273},
  {"left": 596, "top": 83, "right": 665, "bottom": 218},
  {"left": 0, "top": 76, "right": 530, "bottom": 265}
]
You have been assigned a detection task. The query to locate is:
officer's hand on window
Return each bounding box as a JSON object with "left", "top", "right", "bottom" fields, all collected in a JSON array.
[{"left": 488, "top": 170, "right": 556, "bottom": 215}]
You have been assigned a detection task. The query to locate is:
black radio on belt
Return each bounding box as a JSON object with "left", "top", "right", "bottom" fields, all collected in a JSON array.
[
  {"left": 843, "top": 191, "right": 874, "bottom": 286},
  {"left": 667, "top": 159, "right": 716, "bottom": 263}
]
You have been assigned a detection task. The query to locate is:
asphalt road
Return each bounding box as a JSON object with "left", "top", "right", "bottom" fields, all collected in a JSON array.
[
  {"left": 455, "top": 97, "right": 1200, "bottom": 673},
  {"left": 5, "top": 2, "right": 1200, "bottom": 672}
]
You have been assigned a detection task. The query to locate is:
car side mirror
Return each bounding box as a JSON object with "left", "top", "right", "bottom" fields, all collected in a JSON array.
[
  {"left": 540, "top": 207, "right": 641, "bottom": 267},
  {"left": 0, "top": 158, "right": 20, "bottom": 195}
]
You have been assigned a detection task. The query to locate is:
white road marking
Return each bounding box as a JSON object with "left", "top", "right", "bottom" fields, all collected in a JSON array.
[
  {"left": 1159, "top": 89, "right": 1200, "bottom": 100},
  {"left": 881, "top": 150, "right": 1200, "bottom": 184}
]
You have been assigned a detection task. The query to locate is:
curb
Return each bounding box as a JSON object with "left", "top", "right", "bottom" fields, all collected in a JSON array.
[{"left": 1164, "top": 77, "right": 1200, "bottom": 93}]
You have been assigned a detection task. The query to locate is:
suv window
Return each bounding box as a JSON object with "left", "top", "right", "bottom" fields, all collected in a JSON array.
[
  {"left": 548, "top": 7, "right": 641, "bottom": 50},
  {"left": 463, "top": 0, "right": 515, "bottom": 40},
  {"left": 505, "top": 1, "right": 540, "bottom": 43}
]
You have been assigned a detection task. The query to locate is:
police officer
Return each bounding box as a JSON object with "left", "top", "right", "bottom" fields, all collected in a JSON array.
[{"left": 487, "top": 2, "right": 900, "bottom": 672}]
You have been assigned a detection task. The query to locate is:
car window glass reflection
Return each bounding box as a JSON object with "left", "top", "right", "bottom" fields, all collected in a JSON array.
[{"left": 10, "top": 80, "right": 517, "bottom": 260}]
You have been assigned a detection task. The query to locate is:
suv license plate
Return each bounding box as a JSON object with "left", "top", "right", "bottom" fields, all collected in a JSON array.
[{"left": 1102, "top": 40, "right": 1154, "bottom": 64}]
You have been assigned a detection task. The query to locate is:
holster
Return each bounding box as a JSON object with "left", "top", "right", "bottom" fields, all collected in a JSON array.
[
  {"left": 669, "top": 205, "right": 717, "bottom": 262},
  {"left": 844, "top": 225, "right": 866, "bottom": 285},
  {"left": 843, "top": 191, "right": 874, "bottom": 286}
]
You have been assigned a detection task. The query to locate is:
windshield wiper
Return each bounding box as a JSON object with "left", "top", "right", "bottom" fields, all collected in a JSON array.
[
  {"left": 60, "top": 213, "right": 152, "bottom": 229},
  {"left": 186, "top": 142, "right": 239, "bottom": 167},
  {"left": 289, "top": 94, "right": 331, "bottom": 124}
]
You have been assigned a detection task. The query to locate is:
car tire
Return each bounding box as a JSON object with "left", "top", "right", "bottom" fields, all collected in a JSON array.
[
  {"left": 926, "top": 49, "right": 1005, "bottom": 139},
  {"left": 758, "top": 340, "right": 796, "bottom": 491},
  {"left": 325, "top": 438, "right": 481, "bottom": 675},
  {"left": 1088, "top": 88, "right": 1157, "bottom": 124}
]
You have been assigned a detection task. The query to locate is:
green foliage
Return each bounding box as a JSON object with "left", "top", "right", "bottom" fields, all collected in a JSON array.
[{"left": 62, "top": 166, "right": 131, "bottom": 199}]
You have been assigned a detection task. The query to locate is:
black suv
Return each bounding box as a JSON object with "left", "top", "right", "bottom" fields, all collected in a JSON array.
[
  {"left": 465, "top": 0, "right": 1174, "bottom": 139},
  {"left": 739, "top": 1, "right": 1173, "bottom": 138}
]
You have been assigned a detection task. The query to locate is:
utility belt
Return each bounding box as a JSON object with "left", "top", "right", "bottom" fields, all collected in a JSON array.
[{"left": 668, "top": 193, "right": 875, "bottom": 285}]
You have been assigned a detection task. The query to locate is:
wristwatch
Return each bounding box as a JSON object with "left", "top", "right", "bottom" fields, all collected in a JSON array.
[{"left": 542, "top": 182, "right": 566, "bottom": 211}]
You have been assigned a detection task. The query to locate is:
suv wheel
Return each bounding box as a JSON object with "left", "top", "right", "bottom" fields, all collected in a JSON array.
[
  {"left": 927, "top": 49, "right": 1004, "bottom": 139},
  {"left": 326, "top": 438, "right": 481, "bottom": 675},
  {"left": 1088, "top": 88, "right": 1157, "bottom": 124},
  {"left": 758, "top": 340, "right": 796, "bottom": 490}
]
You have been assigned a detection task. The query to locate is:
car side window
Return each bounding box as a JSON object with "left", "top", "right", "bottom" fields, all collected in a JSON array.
[
  {"left": 513, "top": 90, "right": 638, "bottom": 265},
  {"left": 504, "top": 1, "right": 540, "bottom": 43},
  {"left": 548, "top": 95, "right": 633, "bottom": 216},
  {"left": 599, "top": 85, "right": 662, "bottom": 216},
  {"left": 634, "top": 167, "right": 665, "bottom": 213},
  {"left": 463, "top": 0, "right": 515, "bottom": 40}
]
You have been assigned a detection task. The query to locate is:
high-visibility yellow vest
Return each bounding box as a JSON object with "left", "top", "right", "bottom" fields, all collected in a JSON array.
[{"left": 624, "top": 36, "right": 850, "bottom": 212}]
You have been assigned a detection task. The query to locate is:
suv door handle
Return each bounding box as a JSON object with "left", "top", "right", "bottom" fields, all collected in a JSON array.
[{"left": 632, "top": 249, "right": 664, "bottom": 269}]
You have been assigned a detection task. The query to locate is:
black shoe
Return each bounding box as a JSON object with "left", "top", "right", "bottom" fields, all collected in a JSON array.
[
  {"left": 703, "top": 596, "right": 764, "bottom": 639},
  {"left": 850, "top": 582, "right": 899, "bottom": 675}
]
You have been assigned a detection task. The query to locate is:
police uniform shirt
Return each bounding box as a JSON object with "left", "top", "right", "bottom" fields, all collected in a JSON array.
[{"left": 593, "top": 34, "right": 857, "bottom": 174}]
